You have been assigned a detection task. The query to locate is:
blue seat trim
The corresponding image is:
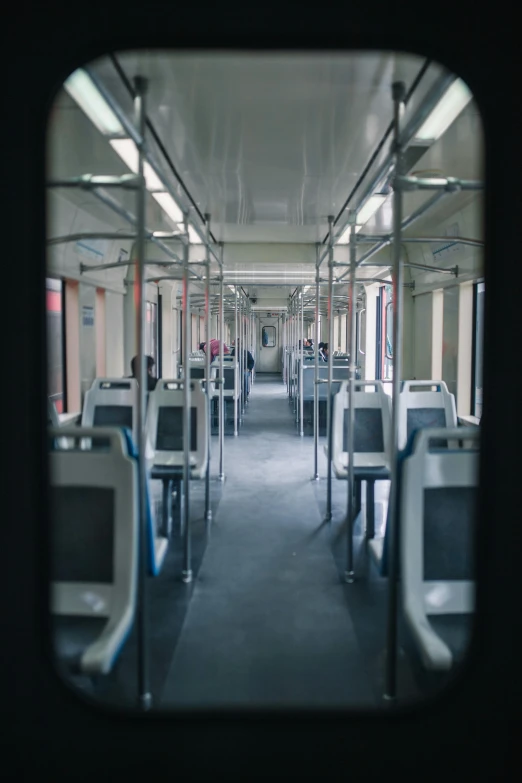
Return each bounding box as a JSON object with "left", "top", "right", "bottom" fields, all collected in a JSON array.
[
  {"left": 121, "top": 428, "right": 158, "bottom": 577},
  {"left": 380, "top": 427, "right": 418, "bottom": 578},
  {"left": 108, "top": 615, "right": 134, "bottom": 671}
]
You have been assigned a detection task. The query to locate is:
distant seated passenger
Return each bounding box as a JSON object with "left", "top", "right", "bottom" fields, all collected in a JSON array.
[
  {"left": 231, "top": 338, "right": 255, "bottom": 371},
  {"left": 199, "top": 339, "right": 230, "bottom": 363},
  {"left": 130, "top": 354, "right": 158, "bottom": 391},
  {"left": 318, "top": 342, "right": 328, "bottom": 361}
]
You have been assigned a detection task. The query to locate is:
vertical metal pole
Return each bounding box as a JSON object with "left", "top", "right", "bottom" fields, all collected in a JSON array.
[
  {"left": 300, "top": 286, "right": 304, "bottom": 436},
  {"left": 384, "top": 81, "right": 406, "bottom": 702},
  {"left": 218, "top": 245, "right": 225, "bottom": 481},
  {"left": 204, "top": 215, "right": 212, "bottom": 522},
  {"left": 293, "top": 300, "right": 296, "bottom": 400},
  {"left": 285, "top": 313, "right": 289, "bottom": 391},
  {"left": 325, "top": 216, "right": 334, "bottom": 521},
  {"left": 181, "top": 215, "right": 192, "bottom": 584},
  {"left": 290, "top": 301, "right": 293, "bottom": 396},
  {"left": 242, "top": 296, "right": 245, "bottom": 406},
  {"left": 294, "top": 298, "right": 301, "bottom": 424},
  {"left": 240, "top": 292, "right": 244, "bottom": 416},
  {"left": 240, "top": 292, "right": 243, "bottom": 416},
  {"left": 293, "top": 295, "right": 298, "bottom": 412},
  {"left": 250, "top": 304, "right": 253, "bottom": 393},
  {"left": 313, "top": 248, "right": 320, "bottom": 480},
  {"left": 244, "top": 299, "right": 248, "bottom": 402},
  {"left": 251, "top": 308, "right": 254, "bottom": 388},
  {"left": 238, "top": 291, "right": 242, "bottom": 420},
  {"left": 234, "top": 286, "right": 238, "bottom": 436},
  {"left": 290, "top": 298, "right": 294, "bottom": 399},
  {"left": 345, "top": 210, "right": 357, "bottom": 584},
  {"left": 346, "top": 305, "right": 350, "bottom": 355},
  {"left": 133, "top": 76, "right": 152, "bottom": 711},
  {"left": 287, "top": 311, "right": 290, "bottom": 391},
  {"left": 283, "top": 314, "right": 287, "bottom": 389}
]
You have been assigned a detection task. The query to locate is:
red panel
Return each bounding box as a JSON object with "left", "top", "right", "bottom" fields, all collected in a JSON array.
[{"left": 46, "top": 290, "right": 62, "bottom": 312}]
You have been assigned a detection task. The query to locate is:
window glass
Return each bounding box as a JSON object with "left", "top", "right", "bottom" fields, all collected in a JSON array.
[
  {"left": 262, "top": 326, "right": 276, "bottom": 347},
  {"left": 473, "top": 283, "right": 484, "bottom": 417},
  {"left": 46, "top": 278, "right": 64, "bottom": 413}
]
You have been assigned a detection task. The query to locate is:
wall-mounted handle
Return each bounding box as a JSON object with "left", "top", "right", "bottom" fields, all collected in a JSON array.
[
  {"left": 385, "top": 301, "right": 393, "bottom": 360},
  {"left": 357, "top": 308, "right": 366, "bottom": 355}
]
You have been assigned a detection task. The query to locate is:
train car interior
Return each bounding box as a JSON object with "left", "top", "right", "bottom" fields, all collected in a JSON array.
[{"left": 45, "top": 49, "right": 484, "bottom": 711}]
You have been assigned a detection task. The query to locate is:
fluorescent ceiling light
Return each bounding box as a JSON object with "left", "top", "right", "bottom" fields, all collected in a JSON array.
[
  {"left": 176, "top": 223, "right": 203, "bottom": 244},
  {"left": 413, "top": 78, "right": 473, "bottom": 143},
  {"left": 152, "top": 192, "right": 184, "bottom": 225},
  {"left": 225, "top": 271, "right": 314, "bottom": 275},
  {"left": 64, "top": 69, "right": 124, "bottom": 136},
  {"left": 225, "top": 274, "right": 316, "bottom": 279},
  {"left": 337, "top": 194, "right": 387, "bottom": 244},
  {"left": 188, "top": 225, "right": 203, "bottom": 244},
  {"left": 337, "top": 224, "right": 361, "bottom": 244},
  {"left": 143, "top": 163, "right": 164, "bottom": 192},
  {"left": 109, "top": 138, "right": 137, "bottom": 171},
  {"left": 110, "top": 139, "right": 165, "bottom": 192},
  {"left": 357, "top": 194, "right": 388, "bottom": 225}
]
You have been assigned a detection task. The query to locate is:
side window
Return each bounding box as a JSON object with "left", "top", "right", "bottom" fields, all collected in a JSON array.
[
  {"left": 472, "top": 282, "right": 484, "bottom": 418},
  {"left": 46, "top": 278, "right": 65, "bottom": 413},
  {"left": 384, "top": 284, "right": 393, "bottom": 381},
  {"left": 145, "top": 301, "right": 158, "bottom": 367},
  {"left": 262, "top": 326, "right": 276, "bottom": 347}
]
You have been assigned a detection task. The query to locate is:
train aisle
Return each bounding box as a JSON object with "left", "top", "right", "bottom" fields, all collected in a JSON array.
[{"left": 161, "top": 374, "right": 376, "bottom": 708}]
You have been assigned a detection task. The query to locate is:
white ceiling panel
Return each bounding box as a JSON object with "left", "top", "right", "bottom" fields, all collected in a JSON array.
[
  {"left": 49, "top": 51, "right": 483, "bottom": 307},
  {"left": 46, "top": 100, "right": 184, "bottom": 240},
  {"left": 88, "top": 51, "right": 430, "bottom": 242}
]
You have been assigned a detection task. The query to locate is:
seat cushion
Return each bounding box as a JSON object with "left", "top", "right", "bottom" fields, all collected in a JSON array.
[
  {"left": 429, "top": 614, "right": 474, "bottom": 662},
  {"left": 53, "top": 616, "right": 108, "bottom": 672}
]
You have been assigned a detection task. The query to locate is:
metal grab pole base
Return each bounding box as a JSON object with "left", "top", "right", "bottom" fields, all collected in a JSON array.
[
  {"left": 218, "top": 473, "right": 226, "bottom": 482},
  {"left": 324, "top": 512, "right": 332, "bottom": 522},
  {"left": 140, "top": 692, "right": 152, "bottom": 711},
  {"left": 181, "top": 569, "right": 193, "bottom": 584},
  {"left": 383, "top": 693, "right": 397, "bottom": 703},
  {"left": 311, "top": 475, "right": 320, "bottom": 482},
  {"left": 205, "top": 510, "right": 213, "bottom": 522},
  {"left": 344, "top": 570, "right": 355, "bottom": 584}
]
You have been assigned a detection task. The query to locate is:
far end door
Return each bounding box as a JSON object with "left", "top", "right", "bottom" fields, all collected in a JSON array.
[{"left": 257, "top": 316, "right": 280, "bottom": 373}]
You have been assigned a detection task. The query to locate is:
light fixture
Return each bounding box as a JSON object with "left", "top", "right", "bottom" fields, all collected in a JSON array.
[
  {"left": 110, "top": 139, "right": 167, "bottom": 192},
  {"left": 187, "top": 225, "right": 203, "bottom": 244},
  {"left": 64, "top": 69, "right": 124, "bottom": 136},
  {"left": 225, "top": 271, "right": 315, "bottom": 276},
  {"left": 337, "top": 224, "right": 360, "bottom": 244},
  {"left": 356, "top": 194, "right": 388, "bottom": 225},
  {"left": 413, "top": 78, "right": 473, "bottom": 143},
  {"left": 110, "top": 139, "right": 184, "bottom": 226},
  {"left": 152, "top": 192, "right": 184, "bottom": 225},
  {"left": 337, "top": 194, "right": 388, "bottom": 244}
]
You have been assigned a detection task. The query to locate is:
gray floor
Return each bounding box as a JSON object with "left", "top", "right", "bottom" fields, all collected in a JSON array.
[{"left": 161, "top": 373, "right": 379, "bottom": 709}]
